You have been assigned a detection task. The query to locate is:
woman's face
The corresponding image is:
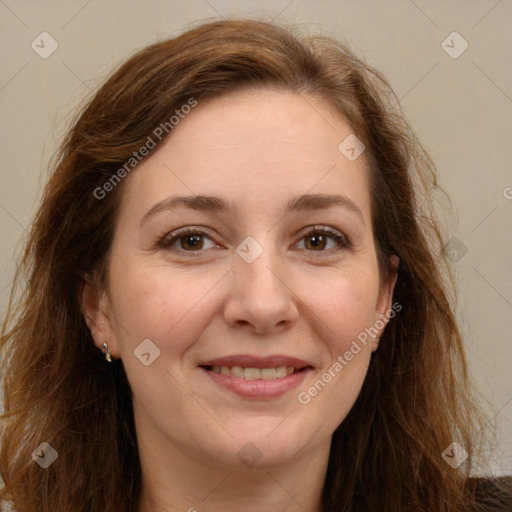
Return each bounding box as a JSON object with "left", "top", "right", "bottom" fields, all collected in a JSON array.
[{"left": 85, "top": 88, "right": 397, "bottom": 470}]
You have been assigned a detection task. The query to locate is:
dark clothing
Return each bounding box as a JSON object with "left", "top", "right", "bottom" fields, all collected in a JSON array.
[{"left": 468, "top": 476, "right": 512, "bottom": 511}]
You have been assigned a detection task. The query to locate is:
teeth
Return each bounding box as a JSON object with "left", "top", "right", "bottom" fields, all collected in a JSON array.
[
  {"left": 210, "top": 365, "right": 298, "bottom": 379},
  {"left": 260, "top": 368, "right": 276, "bottom": 379},
  {"left": 276, "top": 366, "right": 287, "bottom": 378},
  {"left": 231, "top": 366, "right": 244, "bottom": 378},
  {"left": 244, "top": 367, "right": 260, "bottom": 380}
]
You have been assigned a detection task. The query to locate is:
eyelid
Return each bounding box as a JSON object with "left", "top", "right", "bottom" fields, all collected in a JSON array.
[
  {"left": 296, "top": 225, "right": 350, "bottom": 248},
  {"left": 158, "top": 224, "right": 351, "bottom": 255},
  {"left": 158, "top": 226, "right": 219, "bottom": 251}
]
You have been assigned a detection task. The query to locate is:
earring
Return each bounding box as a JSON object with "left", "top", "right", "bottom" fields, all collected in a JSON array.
[{"left": 102, "top": 343, "right": 112, "bottom": 363}]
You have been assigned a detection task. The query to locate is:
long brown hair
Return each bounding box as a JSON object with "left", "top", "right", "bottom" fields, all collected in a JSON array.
[{"left": 0, "top": 18, "right": 508, "bottom": 511}]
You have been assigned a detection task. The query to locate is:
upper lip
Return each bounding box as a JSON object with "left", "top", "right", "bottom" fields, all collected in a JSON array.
[{"left": 198, "top": 354, "right": 313, "bottom": 370}]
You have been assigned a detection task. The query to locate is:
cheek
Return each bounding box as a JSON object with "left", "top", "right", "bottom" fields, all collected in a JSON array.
[
  {"left": 290, "top": 271, "right": 380, "bottom": 440},
  {"left": 304, "top": 268, "right": 380, "bottom": 353},
  {"left": 297, "top": 276, "right": 378, "bottom": 429},
  {"left": 108, "top": 257, "right": 221, "bottom": 355},
  {"left": 108, "top": 263, "right": 223, "bottom": 418},
  {"left": 299, "top": 267, "right": 379, "bottom": 420}
]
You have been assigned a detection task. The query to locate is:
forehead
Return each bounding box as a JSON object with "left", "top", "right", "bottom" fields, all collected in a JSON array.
[
  {"left": 166, "top": 88, "right": 358, "bottom": 163},
  {"left": 118, "top": 88, "right": 371, "bottom": 222}
]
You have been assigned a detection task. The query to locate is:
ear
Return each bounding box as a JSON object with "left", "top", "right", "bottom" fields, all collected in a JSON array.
[
  {"left": 371, "top": 254, "right": 400, "bottom": 352},
  {"left": 77, "top": 276, "right": 120, "bottom": 359}
]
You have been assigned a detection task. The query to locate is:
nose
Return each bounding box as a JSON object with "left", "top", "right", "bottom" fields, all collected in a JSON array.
[{"left": 222, "top": 243, "right": 299, "bottom": 335}]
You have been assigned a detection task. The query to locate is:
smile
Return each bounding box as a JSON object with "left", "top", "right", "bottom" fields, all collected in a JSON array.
[
  {"left": 204, "top": 365, "right": 297, "bottom": 379},
  {"left": 199, "top": 365, "right": 313, "bottom": 399}
]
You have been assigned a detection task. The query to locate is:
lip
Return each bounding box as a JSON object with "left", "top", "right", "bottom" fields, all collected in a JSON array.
[
  {"left": 198, "top": 354, "right": 312, "bottom": 370},
  {"left": 200, "top": 366, "right": 313, "bottom": 399},
  {"left": 198, "top": 354, "right": 314, "bottom": 399}
]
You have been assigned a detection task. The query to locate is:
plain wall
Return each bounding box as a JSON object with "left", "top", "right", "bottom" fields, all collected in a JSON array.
[{"left": 1, "top": 0, "right": 511, "bottom": 476}]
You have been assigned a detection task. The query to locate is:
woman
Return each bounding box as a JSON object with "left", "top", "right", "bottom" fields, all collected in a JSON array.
[{"left": 0, "top": 18, "right": 510, "bottom": 512}]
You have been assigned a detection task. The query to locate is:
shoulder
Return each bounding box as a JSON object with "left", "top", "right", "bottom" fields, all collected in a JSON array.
[{"left": 465, "top": 475, "right": 512, "bottom": 511}]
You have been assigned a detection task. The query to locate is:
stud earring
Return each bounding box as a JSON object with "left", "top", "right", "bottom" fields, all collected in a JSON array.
[{"left": 102, "top": 343, "right": 112, "bottom": 363}]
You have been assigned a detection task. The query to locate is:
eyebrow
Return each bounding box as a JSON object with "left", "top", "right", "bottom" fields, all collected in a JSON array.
[{"left": 140, "top": 193, "right": 365, "bottom": 226}]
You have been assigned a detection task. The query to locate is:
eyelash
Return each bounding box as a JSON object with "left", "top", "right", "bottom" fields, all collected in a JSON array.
[{"left": 158, "top": 225, "right": 351, "bottom": 257}]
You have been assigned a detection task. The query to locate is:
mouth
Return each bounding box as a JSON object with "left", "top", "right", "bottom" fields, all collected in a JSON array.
[
  {"left": 199, "top": 365, "right": 311, "bottom": 380},
  {"left": 197, "top": 354, "right": 314, "bottom": 399}
]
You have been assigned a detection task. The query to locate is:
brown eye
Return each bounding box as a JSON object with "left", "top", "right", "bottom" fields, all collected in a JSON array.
[
  {"left": 299, "top": 226, "right": 349, "bottom": 253},
  {"left": 179, "top": 234, "right": 204, "bottom": 250},
  {"left": 304, "top": 233, "right": 328, "bottom": 251},
  {"left": 159, "top": 228, "right": 217, "bottom": 253}
]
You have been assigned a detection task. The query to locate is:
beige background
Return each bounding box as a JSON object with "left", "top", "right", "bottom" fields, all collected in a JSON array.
[{"left": 1, "top": 0, "right": 511, "bottom": 476}]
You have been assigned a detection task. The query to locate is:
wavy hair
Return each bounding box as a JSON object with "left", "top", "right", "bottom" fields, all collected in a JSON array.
[{"left": 0, "top": 18, "right": 508, "bottom": 511}]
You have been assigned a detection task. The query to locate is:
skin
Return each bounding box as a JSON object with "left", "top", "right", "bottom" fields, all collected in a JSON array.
[{"left": 80, "top": 88, "right": 398, "bottom": 512}]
